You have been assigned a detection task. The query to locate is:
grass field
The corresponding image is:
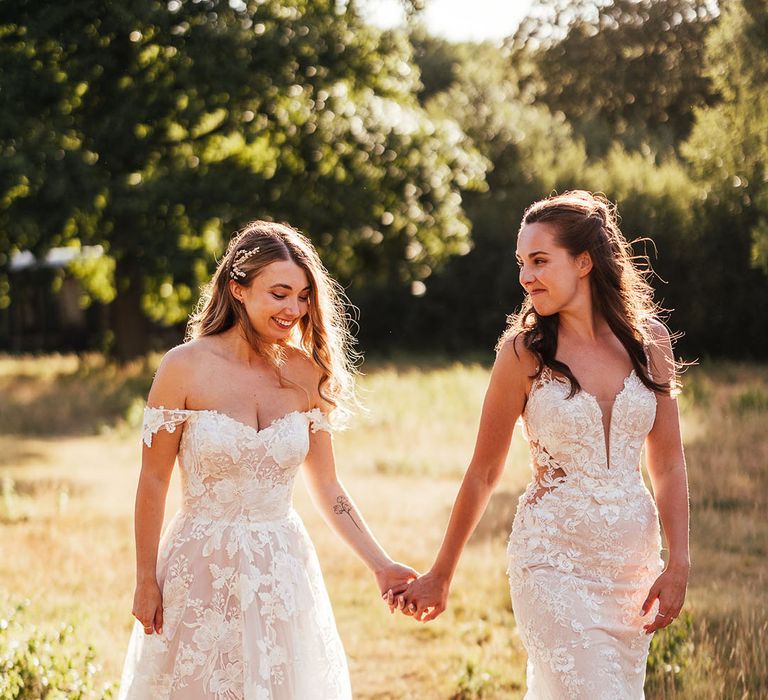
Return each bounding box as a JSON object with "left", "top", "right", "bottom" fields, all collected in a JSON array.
[{"left": 0, "top": 354, "right": 766, "bottom": 698}]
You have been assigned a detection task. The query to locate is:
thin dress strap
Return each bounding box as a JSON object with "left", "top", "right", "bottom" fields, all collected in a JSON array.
[
  {"left": 306, "top": 407, "right": 335, "bottom": 434},
  {"left": 142, "top": 406, "right": 192, "bottom": 447}
]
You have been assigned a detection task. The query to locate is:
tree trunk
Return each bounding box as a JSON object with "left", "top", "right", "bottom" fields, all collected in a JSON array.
[{"left": 109, "top": 258, "right": 150, "bottom": 362}]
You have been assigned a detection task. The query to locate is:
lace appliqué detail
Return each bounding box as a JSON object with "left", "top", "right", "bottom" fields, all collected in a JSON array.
[
  {"left": 508, "top": 367, "right": 663, "bottom": 699},
  {"left": 120, "top": 405, "right": 352, "bottom": 699},
  {"left": 142, "top": 406, "right": 192, "bottom": 447}
]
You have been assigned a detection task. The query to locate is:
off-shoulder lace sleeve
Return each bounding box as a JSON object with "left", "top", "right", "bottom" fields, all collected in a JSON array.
[
  {"left": 306, "top": 407, "right": 336, "bottom": 434},
  {"left": 142, "top": 406, "right": 193, "bottom": 447}
]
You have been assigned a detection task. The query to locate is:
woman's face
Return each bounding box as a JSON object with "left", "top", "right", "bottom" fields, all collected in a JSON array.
[
  {"left": 231, "top": 259, "right": 310, "bottom": 342},
  {"left": 516, "top": 222, "right": 590, "bottom": 316}
]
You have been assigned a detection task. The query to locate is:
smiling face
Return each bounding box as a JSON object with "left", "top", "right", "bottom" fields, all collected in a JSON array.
[
  {"left": 516, "top": 222, "right": 592, "bottom": 316},
  {"left": 230, "top": 259, "right": 310, "bottom": 342}
]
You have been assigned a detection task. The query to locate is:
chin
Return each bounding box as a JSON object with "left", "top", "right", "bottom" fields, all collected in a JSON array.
[{"left": 530, "top": 301, "right": 554, "bottom": 316}]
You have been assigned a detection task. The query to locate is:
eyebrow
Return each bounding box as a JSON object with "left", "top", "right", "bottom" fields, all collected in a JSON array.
[
  {"left": 270, "top": 283, "right": 311, "bottom": 292},
  {"left": 515, "top": 250, "right": 550, "bottom": 259}
]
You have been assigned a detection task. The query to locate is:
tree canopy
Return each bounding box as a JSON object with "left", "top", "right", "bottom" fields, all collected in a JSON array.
[{"left": 0, "top": 0, "right": 485, "bottom": 357}]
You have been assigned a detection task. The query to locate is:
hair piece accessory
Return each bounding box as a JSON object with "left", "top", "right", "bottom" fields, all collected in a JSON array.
[{"left": 230, "top": 247, "right": 260, "bottom": 279}]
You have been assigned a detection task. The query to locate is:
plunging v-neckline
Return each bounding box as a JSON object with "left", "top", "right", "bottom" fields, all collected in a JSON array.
[
  {"left": 534, "top": 369, "right": 637, "bottom": 469},
  {"left": 580, "top": 371, "right": 637, "bottom": 469}
]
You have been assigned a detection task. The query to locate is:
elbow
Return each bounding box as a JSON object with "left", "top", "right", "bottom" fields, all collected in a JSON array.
[{"left": 468, "top": 461, "right": 504, "bottom": 491}]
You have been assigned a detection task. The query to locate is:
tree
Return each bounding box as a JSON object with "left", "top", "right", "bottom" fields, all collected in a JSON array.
[
  {"left": 364, "top": 36, "right": 588, "bottom": 352},
  {"left": 683, "top": 0, "right": 768, "bottom": 273},
  {"left": 509, "top": 0, "right": 717, "bottom": 156},
  {"left": 0, "top": 0, "right": 485, "bottom": 358}
]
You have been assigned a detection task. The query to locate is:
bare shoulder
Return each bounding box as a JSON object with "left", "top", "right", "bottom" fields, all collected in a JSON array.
[
  {"left": 497, "top": 333, "right": 537, "bottom": 376},
  {"left": 148, "top": 341, "right": 208, "bottom": 407},
  {"left": 493, "top": 333, "right": 537, "bottom": 393},
  {"left": 644, "top": 318, "right": 675, "bottom": 383},
  {"left": 282, "top": 346, "right": 323, "bottom": 404},
  {"left": 646, "top": 318, "right": 672, "bottom": 347}
]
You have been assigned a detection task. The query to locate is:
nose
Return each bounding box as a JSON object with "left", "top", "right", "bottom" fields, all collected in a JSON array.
[
  {"left": 284, "top": 297, "right": 300, "bottom": 317},
  {"left": 519, "top": 263, "right": 536, "bottom": 287}
]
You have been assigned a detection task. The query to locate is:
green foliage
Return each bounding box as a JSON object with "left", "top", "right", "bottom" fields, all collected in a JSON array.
[
  {"left": 511, "top": 0, "right": 717, "bottom": 156},
  {"left": 683, "top": 0, "right": 768, "bottom": 274},
  {"left": 0, "top": 0, "right": 486, "bottom": 358},
  {"left": 362, "top": 35, "right": 587, "bottom": 352},
  {"left": 451, "top": 657, "right": 498, "bottom": 699},
  {"left": 0, "top": 602, "right": 114, "bottom": 699},
  {"left": 731, "top": 387, "right": 768, "bottom": 414},
  {"left": 646, "top": 611, "right": 695, "bottom": 686}
]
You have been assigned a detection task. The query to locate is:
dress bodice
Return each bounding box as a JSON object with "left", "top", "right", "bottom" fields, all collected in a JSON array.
[
  {"left": 143, "top": 407, "right": 332, "bottom": 522},
  {"left": 521, "top": 368, "right": 657, "bottom": 488}
]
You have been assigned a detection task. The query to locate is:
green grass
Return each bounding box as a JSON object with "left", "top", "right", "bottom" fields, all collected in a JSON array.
[{"left": 0, "top": 355, "right": 766, "bottom": 698}]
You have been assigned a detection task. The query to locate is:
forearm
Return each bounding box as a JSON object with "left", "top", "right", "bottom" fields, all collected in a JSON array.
[
  {"left": 653, "top": 463, "right": 690, "bottom": 569},
  {"left": 310, "top": 479, "right": 391, "bottom": 574},
  {"left": 134, "top": 472, "right": 170, "bottom": 584},
  {"left": 431, "top": 468, "right": 497, "bottom": 582}
]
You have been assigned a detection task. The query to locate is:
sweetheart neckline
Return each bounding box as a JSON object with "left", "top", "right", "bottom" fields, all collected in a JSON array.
[{"left": 151, "top": 406, "right": 318, "bottom": 439}]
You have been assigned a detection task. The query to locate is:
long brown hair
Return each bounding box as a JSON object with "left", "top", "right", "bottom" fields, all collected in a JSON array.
[
  {"left": 187, "top": 221, "right": 359, "bottom": 420},
  {"left": 498, "top": 190, "right": 675, "bottom": 396}
]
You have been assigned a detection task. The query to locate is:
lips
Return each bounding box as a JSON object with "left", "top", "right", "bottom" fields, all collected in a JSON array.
[{"left": 271, "top": 317, "right": 294, "bottom": 329}]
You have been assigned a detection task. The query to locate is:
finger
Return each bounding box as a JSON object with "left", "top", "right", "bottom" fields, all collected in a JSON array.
[
  {"left": 154, "top": 605, "right": 164, "bottom": 635},
  {"left": 396, "top": 595, "right": 406, "bottom": 611},
  {"left": 641, "top": 586, "right": 659, "bottom": 616},
  {"left": 644, "top": 610, "right": 671, "bottom": 634},
  {"left": 142, "top": 620, "right": 154, "bottom": 635},
  {"left": 421, "top": 604, "right": 444, "bottom": 623},
  {"left": 392, "top": 582, "right": 412, "bottom": 595}
]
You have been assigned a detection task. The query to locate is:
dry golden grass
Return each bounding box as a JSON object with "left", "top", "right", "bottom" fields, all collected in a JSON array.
[{"left": 0, "top": 355, "right": 766, "bottom": 698}]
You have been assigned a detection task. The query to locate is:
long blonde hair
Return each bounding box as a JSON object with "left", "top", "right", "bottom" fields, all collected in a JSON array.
[{"left": 187, "top": 221, "right": 359, "bottom": 421}]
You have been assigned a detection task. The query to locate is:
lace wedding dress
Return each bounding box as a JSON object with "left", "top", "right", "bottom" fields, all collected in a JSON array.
[
  {"left": 507, "top": 368, "right": 664, "bottom": 699},
  {"left": 117, "top": 407, "right": 352, "bottom": 700}
]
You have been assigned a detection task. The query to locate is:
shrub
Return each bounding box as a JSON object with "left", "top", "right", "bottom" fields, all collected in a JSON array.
[{"left": 0, "top": 602, "right": 114, "bottom": 700}]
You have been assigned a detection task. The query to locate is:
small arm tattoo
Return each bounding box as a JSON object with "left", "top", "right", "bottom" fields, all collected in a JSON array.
[{"left": 333, "top": 495, "right": 362, "bottom": 531}]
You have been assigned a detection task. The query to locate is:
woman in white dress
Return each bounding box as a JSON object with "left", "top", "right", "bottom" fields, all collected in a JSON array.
[
  {"left": 118, "top": 221, "right": 417, "bottom": 699},
  {"left": 394, "top": 191, "right": 690, "bottom": 698}
]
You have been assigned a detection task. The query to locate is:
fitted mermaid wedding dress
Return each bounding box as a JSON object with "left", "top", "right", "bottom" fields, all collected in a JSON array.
[
  {"left": 507, "top": 368, "right": 664, "bottom": 699},
  {"left": 118, "top": 407, "right": 352, "bottom": 700}
]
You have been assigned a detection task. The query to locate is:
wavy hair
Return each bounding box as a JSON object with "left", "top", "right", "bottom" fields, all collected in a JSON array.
[
  {"left": 497, "top": 190, "right": 677, "bottom": 396},
  {"left": 187, "top": 221, "right": 359, "bottom": 421}
]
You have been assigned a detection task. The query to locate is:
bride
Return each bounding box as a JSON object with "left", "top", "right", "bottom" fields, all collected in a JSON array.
[
  {"left": 395, "top": 191, "right": 690, "bottom": 698},
  {"left": 118, "top": 221, "right": 416, "bottom": 699}
]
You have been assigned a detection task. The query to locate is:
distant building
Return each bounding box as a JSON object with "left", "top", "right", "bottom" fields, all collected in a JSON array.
[{"left": 1, "top": 246, "right": 108, "bottom": 353}]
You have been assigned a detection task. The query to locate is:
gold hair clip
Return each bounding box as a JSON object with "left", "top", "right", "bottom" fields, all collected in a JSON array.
[{"left": 230, "top": 247, "right": 260, "bottom": 279}]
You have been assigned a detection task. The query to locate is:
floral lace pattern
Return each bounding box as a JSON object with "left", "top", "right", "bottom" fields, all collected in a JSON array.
[
  {"left": 507, "top": 369, "right": 664, "bottom": 699},
  {"left": 118, "top": 408, "right": 351, "bottom": 700}
]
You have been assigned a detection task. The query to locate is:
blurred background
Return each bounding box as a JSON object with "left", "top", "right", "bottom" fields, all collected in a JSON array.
[
  {"left": 2, "top": 0, "right": 767, "bottom": 361},
  {"left": 1, "top": 1, "right": 767, "bottom": 698}
]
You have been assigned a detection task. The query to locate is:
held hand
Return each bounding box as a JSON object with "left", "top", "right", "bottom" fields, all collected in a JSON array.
[
  {"left": 132, "top": 579, "right": 164, "bottom": 636},
  {"left": 641, "top": 563, "right": 689, "bottom": 634},
  {"left": 395, "top": 570, "right": 450, "bottom": 622},
  {"left": 375, "top": 561, "right": 419, "bottom": 612}
]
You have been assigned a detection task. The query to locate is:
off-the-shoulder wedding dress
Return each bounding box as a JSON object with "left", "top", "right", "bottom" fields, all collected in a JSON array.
[{"left": 118, "top": 407, "right": 351, "bottom": 700}]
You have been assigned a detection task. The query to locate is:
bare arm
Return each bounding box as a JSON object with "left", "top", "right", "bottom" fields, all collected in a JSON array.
[
  {"left": 641, "top": 322, "right": 690, "bottom": 633},
  {"left": 302, "top": 423, "right": 418, "bottom": 597},
  {"left": 400, "top": 339, "right": 529, "bottom": 621},
  {"left": 132, "top": 348, "right": 189, "bottom": 635}
]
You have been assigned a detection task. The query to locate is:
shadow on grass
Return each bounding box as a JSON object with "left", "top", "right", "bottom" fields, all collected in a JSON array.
[{"left": 0, "top": 354, "right": 156, "bottom": 436}]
